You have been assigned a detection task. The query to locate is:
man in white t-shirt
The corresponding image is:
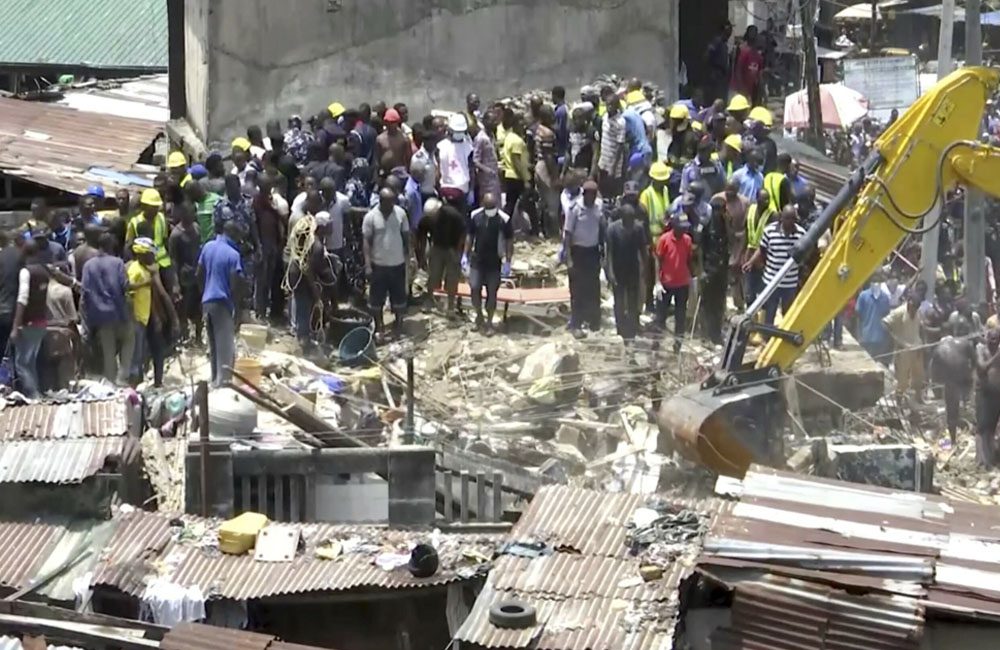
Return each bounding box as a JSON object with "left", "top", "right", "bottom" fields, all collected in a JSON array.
[{"left": 436, "top": 114, "right": 474, "bottom": 210}]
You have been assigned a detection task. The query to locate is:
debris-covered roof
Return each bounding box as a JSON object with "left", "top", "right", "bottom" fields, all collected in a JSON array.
[
  {"left": 0, "top": 0, "right": 167, "bottom": 71},
  {"left": 454, "top": 486, "right": 716, "bottom": 650},
  {"left": 56, "top": 75, "right": 170, "bottom": 123},
  {"left": 92, "top": 510, "right": 499, "bottom": 599},
  {"left": 698, "top": 466, "right": 1000, "bottom": 647},
  {"left": 0, "top": 399, "right": 128, "bottom": 440},
  {"left": 0, "top": 96, "right": 162, "bottom": 196}
]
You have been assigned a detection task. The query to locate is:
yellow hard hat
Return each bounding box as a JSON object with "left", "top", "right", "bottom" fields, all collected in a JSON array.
[
  {"left": 167, "top": 151, "right": 187, "bottom": 169},
  {"left": 231, "top": 137, "right": 251, "bottom": 152},
  {"left": 669, "top": 104, "right": 690, "bottom": 120},
  {"left": 328, "top": 102, "right": 346, "bottom": 118},
  {"left": 649, "top": 161, "right": 672, "bottom": 182},
  {"left": 727, "top": 94, "right": 751, "bottom": 112},
  {"left": 139, "top": 188, "right": 163, "bottom": 208},
  {"left": 625, "top": 89, "right": 645, "bottom": 106},
  {"left": 691, "top": 120, "right": 704, "bottom": 132},
  {"left": 749, "top": 106, "right": 773, "bottom": 127},
  {"left": 724, "top": 133, "right": 743, "bottom": 152}
]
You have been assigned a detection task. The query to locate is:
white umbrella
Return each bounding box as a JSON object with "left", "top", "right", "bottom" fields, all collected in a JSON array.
[{"left": 783, "top": 84, "right": 870, "bottom": 129}]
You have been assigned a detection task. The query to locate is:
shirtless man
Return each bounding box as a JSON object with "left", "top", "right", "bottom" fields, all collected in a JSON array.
[
  {"left": 931, "top": 313, "right": 974, "bottom": 443},
  {"left": 975, "top": 327, "right": 1000, "bottom": 466}
]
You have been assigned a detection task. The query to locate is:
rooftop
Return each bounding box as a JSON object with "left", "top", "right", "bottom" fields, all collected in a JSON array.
[
  {"left": 697, "top": 466, "right": 1000, "bottom": 648},
  {"left": 454, "top": 486, "right": 716, "bottom": 650},
  {"left": 0, "top": 0, "right": 167, "bottom": 71},
  {"left": 0, "top": 96, "right": 162, "bottom": 195}
]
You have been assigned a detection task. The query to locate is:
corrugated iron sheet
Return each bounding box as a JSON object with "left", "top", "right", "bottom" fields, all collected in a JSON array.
[
  {"left": 489, "top": 554, "right": 675, "bottom": 601},
  {"left": 454, "top": 583, "right": 677, "bottom": 650},
  {"left": 57, "top": 75, "right": 169, "bottom": 123},
  {"left": 92, "top": 511, "right": 499, "bottom": 599},
  {"left": 0, "top": 520, "right": 67, "bottom": 589},
  {"left": 0, "top": 399, "right": 128, "bottom": 440},
  {"left": 161, "top": 623, "right": 273, "bottom": 650},
  {"left": 0, "top": 96, "right": 161, "bottom": 195},
  {"left": 710, "top": 575, "right": 922, "bottom": 650},
  {"left": 0, "top": 438, "right": 127, "bottom": 484}
]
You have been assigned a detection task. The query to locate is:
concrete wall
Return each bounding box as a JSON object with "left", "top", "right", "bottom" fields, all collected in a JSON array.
[
  {"left": 183, "top": 0, "right": 210, "bottom": 141},
  {"left": 186, "top": 0, "right": 679, "bottom": 147}
]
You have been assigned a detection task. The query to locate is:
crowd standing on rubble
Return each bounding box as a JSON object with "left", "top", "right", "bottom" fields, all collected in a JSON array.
[{"left": 6, "top": 20, "right": 1000, "bottom": 471}]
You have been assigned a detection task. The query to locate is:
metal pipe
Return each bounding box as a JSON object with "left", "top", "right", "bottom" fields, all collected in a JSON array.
[
  {"left": 197, "top": 381, "right": 209, "bottom": 517},
  {"left": 405, "top": 356, "right": 415, "bottom": 445}
]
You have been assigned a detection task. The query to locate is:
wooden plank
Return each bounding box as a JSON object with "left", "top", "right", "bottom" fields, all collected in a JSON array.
[
  {"left": 269, "top": 377, "right": 316, "bottom": 414},
  {"left": 460, "top": 471, "right": 470, "bottom": 523}
]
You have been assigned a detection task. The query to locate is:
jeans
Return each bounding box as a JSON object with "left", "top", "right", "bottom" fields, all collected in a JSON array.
[
  {"left": 612, "top": 280, "right": 641, "bottom": 340},
  {"left": 255, "top": 245, "right": 282, "bottom": 320},
  {"left": 205, "top": 300, "right": 236, "bottom": 388},
  {"left": 95, "top": 321, "right": 134, "bottom": 385},
  {"left": 470, "top": 265, "right": 502, "bottom": 316},
  {"left": 129, "top": 321, "right": 165, "bottom": 386},
  {"left": 14, "top": 325, "right": 46, "bottom": 397},
  {"left": 764, "top": 286, "right": 797, "bottom": 327},
  {"left": 569, "top": 246, "right": 601, "bottom": 330},
  {"left": 657, "top": 284, "right": 689, "bottom": 347}
]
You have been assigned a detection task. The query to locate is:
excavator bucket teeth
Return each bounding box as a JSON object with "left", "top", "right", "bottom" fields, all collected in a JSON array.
[{"left": 657, "top": 380, "right": 785, "bottom": 478}]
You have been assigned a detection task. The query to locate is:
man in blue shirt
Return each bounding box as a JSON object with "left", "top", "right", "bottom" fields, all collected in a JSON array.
[
  {"left": 552, "top": 86, "right": 569, "bottom": 158},
  {"left": 622, "top": 108, "right": 653, "bottom": 180},
  {"left": 680, "top": 138, "right": 726, "bottom": 197},
  {"left": 198, "top": 222, "right": 244, "bottom": 387},
  {"left": 855, "top": 277, "right": 892, "bottom": 365},
  {"left": 81, "top": 233, "right": 132, "bottom": 385},
  {"left": 730, "top": 148, "right": 765, "bottom": 203}
]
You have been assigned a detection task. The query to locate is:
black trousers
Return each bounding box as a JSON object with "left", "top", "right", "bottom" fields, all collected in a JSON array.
[
  {"left": 700, "top": 272, "right": 728, "bottom": 344},
  {"left": 613, "top": 280, "right": 641, "bottom": 340},
  {"left": 569, "top": 246, "right": 601, "bottom": 330}
]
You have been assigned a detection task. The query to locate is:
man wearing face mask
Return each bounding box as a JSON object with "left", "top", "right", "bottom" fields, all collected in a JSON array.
[
  {"left": 437, "top": 114, "right": 475, "bottom": 211},
  {"left": 564, "top": 180, "right": 604, "bottom": 337},
  {"left": 363, "top": 188, "right": 410, "bottom": 341},
  {"left": 465, "top": 193, "right": 513, "bottom": 334}
]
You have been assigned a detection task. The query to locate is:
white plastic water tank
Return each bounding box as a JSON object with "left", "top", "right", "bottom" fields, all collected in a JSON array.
[{"left": 207, "top": 388, "right": 258, "bottom": 438}]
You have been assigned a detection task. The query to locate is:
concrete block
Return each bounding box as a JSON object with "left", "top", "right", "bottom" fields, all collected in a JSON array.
[
  {"left": 793, "top": 331, "right": 885, "bottom": 417},
  {"left": 817, "top": 443, "right": 929, "bottom": 492}
]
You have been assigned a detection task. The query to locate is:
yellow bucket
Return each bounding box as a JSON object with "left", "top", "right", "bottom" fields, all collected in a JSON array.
[{"left": 234, "top": 357, "right": 263, "bottom": 388}]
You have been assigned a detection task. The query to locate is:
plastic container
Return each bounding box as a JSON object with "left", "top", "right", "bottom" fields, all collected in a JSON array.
[
  {"left": 338, "top": 327, "right": 376, "bottom": 366},
  {"left": 240, "top": 324, "right": 269, "bottom": 352},
  {"left": 219, "top": 512, "right": 268, "bottom": 555},
  {"left": 234, "top": 358, "right": 263, "bottom": 388},
  {"left": 327, "top": 308, "right": 374, "bottom": 349},
  {"left": 207, "top": 388, "right": 258, "bottom": 437}
]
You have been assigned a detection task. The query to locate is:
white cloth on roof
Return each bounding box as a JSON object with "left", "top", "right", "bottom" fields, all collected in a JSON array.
[{"left": 140, "top": 578, "right": 206, "bottom": 626}]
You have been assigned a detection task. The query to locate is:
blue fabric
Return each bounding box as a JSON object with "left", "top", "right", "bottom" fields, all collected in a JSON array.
[
  {"left": 855, "top": 287, "right": 891, "bottom": 348},
  {"left": 622, "top": 109, "right": 652, "bottom": 158},
  {"left": 50, "top": 227, "right": 72, "bottom": 252},
  {"left": 198, "top": 235, "right": 243, "bottom": 312},
  {"left": 731, "top": 165, "right": 764, "bottom": 202},
  {"left": 554, "top": 103, "right": 570, "bottom": 156},
  {"left": 404, "top": 175, "right": 423, "bottom": 228},
  {"left": 212, "top": 196, "right": 254, "bottom": 241},
  {"left": 81, "top": 254, "right": 128, "bottom": 329}
]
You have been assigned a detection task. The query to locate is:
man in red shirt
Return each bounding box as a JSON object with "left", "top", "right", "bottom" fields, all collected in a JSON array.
[
  {"left": 655, "top": 213, "right": 694, "bottom": 352},
  {"left": 731, "top": 26, "right": 764, "bottom": 104}
]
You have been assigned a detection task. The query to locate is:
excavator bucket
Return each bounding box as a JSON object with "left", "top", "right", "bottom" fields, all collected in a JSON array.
[{"left": 657, "top": 378, "right": 785, "bottom": 477}]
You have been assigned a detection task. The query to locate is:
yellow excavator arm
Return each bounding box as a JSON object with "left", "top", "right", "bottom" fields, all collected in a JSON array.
[
  {"left": 659, "top": 66, "right": 1000, "bottom": 477},
  {"left": 760, "top": 66, "right": 1000, "bottom": 370}
]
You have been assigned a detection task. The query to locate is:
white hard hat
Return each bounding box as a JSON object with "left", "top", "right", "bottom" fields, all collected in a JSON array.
[{"left": 448, "top": 113, "right": 468, "bottom": 133}]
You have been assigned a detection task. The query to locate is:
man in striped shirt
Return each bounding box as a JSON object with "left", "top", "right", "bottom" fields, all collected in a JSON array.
[{"left": 743, "top": 206, "right": 806, "bottom": 327}]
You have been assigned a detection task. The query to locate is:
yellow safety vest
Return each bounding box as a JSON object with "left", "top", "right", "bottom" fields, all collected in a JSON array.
[
  {"left": 126, "top": 212, "right": 171, "bottom": 268},
  {"left": 746, "top": 203, "right": 775, "bottom": 249},
  {"left": 640, "top": 186, "right": 670, "bottom": 238},
  {"left": 764, "top": 172, "right": 785, "bottom": 213}
]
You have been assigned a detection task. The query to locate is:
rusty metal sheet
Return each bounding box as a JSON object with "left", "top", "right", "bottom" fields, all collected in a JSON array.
[
  {"left": 489, "top": 554, "right": 676, "bottom": 601},
  {"left": 0, "top": 399, "right": 128, "bottom": 440},
  {"left": 0, "top": 520, "right": 66, "bottom": 589},
  {"left": 0, "top": 96, "right": 161, "bottom": 195},
  {"left": 161, "top": 623, "right": 272, "bottom": 650}
]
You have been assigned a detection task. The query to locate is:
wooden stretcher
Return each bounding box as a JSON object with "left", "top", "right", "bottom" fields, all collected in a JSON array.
[{"left": 434, "top": 282, "right": 571, "bottom": 327}]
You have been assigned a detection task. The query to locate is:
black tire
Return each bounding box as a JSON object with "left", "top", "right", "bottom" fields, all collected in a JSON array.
[{"left": 489, "top": 600, "right": 537, "bottom": 629}]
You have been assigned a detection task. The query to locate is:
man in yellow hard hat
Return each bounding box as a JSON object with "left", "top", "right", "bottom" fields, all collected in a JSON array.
[
  {"left": 231, "top": 137, "right": 252, "bottom": 184},
  {"left": 747, "top": 105, "right": 778, "bottom": 173},
  {"left": 125, "top": 189, "right": 176, "bottom": 298},
  {"left": 328, "top": 102, "right": 346, "bottom": 120},
  {"left": 666, "top": 104, "right": 698, "bottom": 168},
  {"left": 726, "top": 93, "right": 751, "bottom": 124},
  {"left": 719, "top": 133, "right": 743, "bottom": 179},
  {"left": 641, "top": 161, "right": 674, "bottom": 311}
]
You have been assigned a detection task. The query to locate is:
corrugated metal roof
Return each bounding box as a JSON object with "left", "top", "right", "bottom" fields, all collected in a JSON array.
[
  {"left": 0, "top": 438, "right": 129, "bottom": 484},
  {"left": 0, "top": 520, "right": 67, "bottom": 589},
  {"left": 57, "top": 75, "right": 170, "bottom": 123},
  {"left": 0, "top": 0, "right": 167, "bottom": 70},
  {"left": 0, "top": 635, "right": 84, "bottom": 650},
  {"left": 92, "top": 511, "right": 499, "bottom": 599},
  {"left": 455, "top": 486, "right": 714, "bottom": 650},
  {"left": 161, "top": 623, "right": 273, "bottom": 650},
  {"left": 711, "top": 574, "right": 923, "bottom": 650},
  {"left": 0, "top": 399, "right": 128, "bottom": 441},
  {"left": 0, "top": 96, "right": 162, "bottom": 196},
  {"left": 699, "top": 465, "right": 1000, "bottom": 646}
]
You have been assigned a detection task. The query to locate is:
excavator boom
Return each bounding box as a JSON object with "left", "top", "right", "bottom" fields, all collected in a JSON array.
[{"left": 660, "top": 66, "right": 1000, "bottom": 476}]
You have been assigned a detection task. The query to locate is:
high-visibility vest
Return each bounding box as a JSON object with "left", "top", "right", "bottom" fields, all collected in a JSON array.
[
  {"left": 127, "top": 212, "right": 171, "bottom": 268},
  {"left": 764, "top": 172, "right": 786, "bottom": 213},
  {"left": 640, "top": 186, "right": 670, "bottom": 238},
  {"left": 746, "top": 203, "right": 775, "bottom": 249}
]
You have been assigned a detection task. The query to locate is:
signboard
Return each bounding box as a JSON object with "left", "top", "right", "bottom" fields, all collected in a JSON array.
[{"left": 842, "top": 56, "right": 920, "bottom": 122}]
